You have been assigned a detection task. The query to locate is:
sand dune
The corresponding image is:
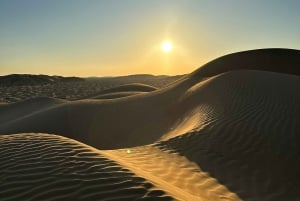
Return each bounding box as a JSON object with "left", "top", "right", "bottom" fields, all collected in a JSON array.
[
  {"left": 0, "top": 133, "right": 174, "bottom": 201},
  {"left": 85, "top": 83, "right": 157, "bottom": 100},
  {"left": 191, "top": 48, "right": 300, "bottom": 78},
  {"left": 0, "top": 48, "right": 300, "bottom": 200},
  {"left": 92, "top": 83, "right": 157, "bottom": 94},
  {"left": 157, "top": 71, "right": 300, "bottom": 200}
]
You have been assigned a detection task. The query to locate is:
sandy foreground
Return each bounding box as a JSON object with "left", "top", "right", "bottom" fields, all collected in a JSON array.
[{"left": 0, "top": 49, "right": 300, "bottom": 200}]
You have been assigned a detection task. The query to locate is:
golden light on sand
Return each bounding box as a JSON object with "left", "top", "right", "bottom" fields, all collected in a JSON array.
[{"left": 161, "top": 40, "right": 173, "bottom": 53}]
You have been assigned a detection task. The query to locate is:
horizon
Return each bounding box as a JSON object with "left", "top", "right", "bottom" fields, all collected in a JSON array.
[
  {"left": 1, "top": 0, "right": 300, "bottom": 76},
  {"left": 0, "top": 72, "right": 183, "bottom": 78}
]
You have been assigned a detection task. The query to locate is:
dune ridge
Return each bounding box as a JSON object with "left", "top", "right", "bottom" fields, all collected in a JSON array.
[
  {"left": 91, "top": 83, "right": 157, "bottom": 94},
  {"left": 191, "top": 48, "right": 300, "bottom": 78},
  {"left": 90, "top": 91, "right": 147, "bottom": 100},
  {"left": 104, "top": 146, "right": 240, "bottom": 201},
  {"left": 84, "top": 83, "right": 157, "bottom": 100}
]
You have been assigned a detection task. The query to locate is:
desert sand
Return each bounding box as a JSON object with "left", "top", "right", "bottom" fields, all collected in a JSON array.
[{"left": 0, "top": 48, "right": 300, "bottom": 200}]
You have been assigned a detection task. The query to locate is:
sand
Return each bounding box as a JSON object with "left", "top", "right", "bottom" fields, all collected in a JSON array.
[
  {"left": 0, "top": 75, "right": 179, "bottom": 103},
  {"left": 83, "top": 83, "right": 157, "bottom": 100},
  {"left": 0, "top": 48, "right": 299, "bottom": 200},
  {"left": 0, "top": 133, "right": 173, "bottom": 201}
]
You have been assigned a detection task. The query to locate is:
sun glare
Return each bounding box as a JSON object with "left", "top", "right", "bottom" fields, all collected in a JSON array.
[{"left": 161, "top": 40, "right": 173, "bottom": 53}]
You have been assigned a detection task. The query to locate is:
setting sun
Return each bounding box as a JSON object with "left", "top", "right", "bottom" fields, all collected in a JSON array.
[{"left": 161, "top": 40, "right": 173, "bottom": 53}]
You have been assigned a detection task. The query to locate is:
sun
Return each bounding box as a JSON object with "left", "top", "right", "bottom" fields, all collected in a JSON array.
[{"left": 161, "top": 40, "right": 173, "bottom": 53}]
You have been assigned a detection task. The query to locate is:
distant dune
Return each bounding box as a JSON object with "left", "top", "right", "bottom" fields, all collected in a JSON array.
[
  {"left": 94, "top": 83, "right": 157, "bottom": 94},
  {"left": 0, "top": 48, "right": 299, "bottom": 200},
  {"left": 85, "top": 83, "right": 157, "bottom": 100},
  {"left": 0, "top": 74, "right": 179, "bottom": 103},
  {"left": 0, "top": 74, "right": 84, "bottom": 86}
]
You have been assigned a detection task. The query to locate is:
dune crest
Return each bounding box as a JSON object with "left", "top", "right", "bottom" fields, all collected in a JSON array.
[
  {"left": 191, "top": 48, "right": 300, "bottom": 78},
  {"left": 85, "top": 83, "right": 157, "bottom": 100}
]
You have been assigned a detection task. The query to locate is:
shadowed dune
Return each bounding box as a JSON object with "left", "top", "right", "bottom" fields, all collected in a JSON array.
[
  {"left": 0, "top": 48, "right": 300, "bottom": 200},
  {"left": 191, "top": 48, "right": 300, "bottom": 78}
]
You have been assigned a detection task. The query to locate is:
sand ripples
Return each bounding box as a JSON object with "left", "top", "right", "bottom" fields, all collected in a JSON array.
[
  {"left": 0, "top": 134, "right": 173, "bottom": 201},
  {"left": 157, "top": 71, "right": 300, "bottom": 200}
]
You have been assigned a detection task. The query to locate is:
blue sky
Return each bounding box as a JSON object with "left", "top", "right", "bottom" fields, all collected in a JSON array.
[{"left": 1, "top": 0, "right": 299, "bottom": 76}]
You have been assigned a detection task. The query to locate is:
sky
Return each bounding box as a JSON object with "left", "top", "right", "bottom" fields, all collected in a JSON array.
[{"left": 0, "top": 0, "right": 300, "bottom": 76}]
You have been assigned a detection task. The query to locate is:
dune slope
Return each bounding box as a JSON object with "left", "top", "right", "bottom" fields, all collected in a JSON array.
[{"left": 0, "top": 97, "right": 65, "bottom": 124}]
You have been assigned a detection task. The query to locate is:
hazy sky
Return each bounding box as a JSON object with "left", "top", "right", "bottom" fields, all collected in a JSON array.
[{"left": 1, "top": 0, "right": 299, "bottom": 76}]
